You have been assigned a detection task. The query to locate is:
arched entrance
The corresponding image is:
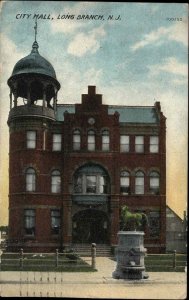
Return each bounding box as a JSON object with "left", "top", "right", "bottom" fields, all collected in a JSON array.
[{"left": 72, "top": 209, "right": 109, "bottom": 244}]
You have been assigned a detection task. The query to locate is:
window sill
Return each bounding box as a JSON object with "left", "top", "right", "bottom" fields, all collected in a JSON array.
[
  {"left": 73, "top": 193, "right": 108, "bottom": 195},
  {"left": 23, "top": 235, "right": 35, "bottom": 239}
]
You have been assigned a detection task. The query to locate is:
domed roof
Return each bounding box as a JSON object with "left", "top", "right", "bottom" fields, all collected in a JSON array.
[{"left": 11, "top": 41, "right": 57, "bottom": 79}]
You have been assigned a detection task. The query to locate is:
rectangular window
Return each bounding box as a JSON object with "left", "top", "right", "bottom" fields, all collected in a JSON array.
[
  {"left": 51, "top": 210, "right": 61, "bottom": 235},
  {"left": 120, "top": 135, "right": 129, "bottom": 152},
  {"left": 27, "top": 131, "right": 36, "bottom": 149},
  {"left": 52, "top": 134, "right": 62, "bottom": 151},
  {"left": 148, "top": 211, "right": 160, "bottom": 238},
  {"left": 86, "top": 175, "right": 96, "bottom": 193},
  {"left": 135, "top": 136, "right": 144, "bottom": 153},
  {"left": 150, "top": 136, "right": 159, "bottom": 153},
  {"left": 24, "top": 209, "right": 35, "bottom": 235}
]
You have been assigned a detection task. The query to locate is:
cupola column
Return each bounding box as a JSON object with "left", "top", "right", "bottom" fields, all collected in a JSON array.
[
  {"left": 9, "top": 89, "right": 13, "bottom": 109},
  {"left": 43, "top": 85, "right": 47, "bottom": 108},
  {"left": 13, "top": 84, "right": 18, "bottom": 107},
  {"left": 27, "top": 82, "right": 31, "bottom": 105},
  {"left": 53, "top": 88, "right": 58, "bottom": 112}
]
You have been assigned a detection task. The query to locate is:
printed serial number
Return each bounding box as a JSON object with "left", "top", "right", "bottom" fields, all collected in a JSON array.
[{"left": 166, "top": 17, "right": 182, "bottom": 21}]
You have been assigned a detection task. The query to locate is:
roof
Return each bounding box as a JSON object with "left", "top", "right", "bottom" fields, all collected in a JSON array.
[
  {"left": 166, "top": 205, "right": 183, "bottom": 221},
  {"left": 108, "top": 106, "right": 159, "bottom": 123},
  {"left": 11, "top": 41, "right": 57, "bottom": 79},
  {"left": 56, "top": 104, "right": 159, "bottom": 124}
]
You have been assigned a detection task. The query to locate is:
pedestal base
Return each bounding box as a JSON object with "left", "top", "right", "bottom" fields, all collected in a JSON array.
[
  {"left": 113, "top": 266, "right": 148, "bottom": 280},
  {"left": 112, "top": 231, "right": 149, "bottom": 280}
]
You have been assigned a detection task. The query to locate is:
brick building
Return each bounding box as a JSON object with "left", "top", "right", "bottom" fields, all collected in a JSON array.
[{"left": 7, "top": 37, "right": 166, "bottom": 253}]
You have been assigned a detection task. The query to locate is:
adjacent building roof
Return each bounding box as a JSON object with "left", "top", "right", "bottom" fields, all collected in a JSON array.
[{"left": 56, "top": 104, "right": 159, "bottom": 124}]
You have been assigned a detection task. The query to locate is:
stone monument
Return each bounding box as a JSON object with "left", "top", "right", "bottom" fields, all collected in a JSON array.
[{"left": 112, "top": 206, "right": 149, "bottom": 280}]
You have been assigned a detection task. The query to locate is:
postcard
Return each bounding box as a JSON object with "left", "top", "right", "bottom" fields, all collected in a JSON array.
[{"left": 0, "top": 1, "right": 187, "bottom": 299}]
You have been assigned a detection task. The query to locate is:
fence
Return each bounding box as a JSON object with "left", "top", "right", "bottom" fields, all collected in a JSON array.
[
  {"left": 145, "top": 251, "right": 187, "bottom": 272},
  {"left": 0, "top": 243, "right": 97, "bottom": 272}
]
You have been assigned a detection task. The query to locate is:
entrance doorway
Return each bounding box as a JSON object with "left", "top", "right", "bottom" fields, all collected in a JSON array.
[{"left": 72, "top": 209, "right": 109, "bottom": 244}]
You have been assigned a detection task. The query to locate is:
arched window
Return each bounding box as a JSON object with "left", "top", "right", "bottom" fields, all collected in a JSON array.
[
  {"left": 120, "top": 171, "right": 130, "bottom": 194},
  {"left": 73, "top": 129, "right": 81, "bottom": 150},
  {"left": 99, "top": 175, "right": 108, "bottom": 194},
  {"left": 74, "top": 174, "right": 83, "bottom": 193},
  {"left": 149, "top": 171, "right": 160, "bottom": 194},
  {"left": 73, "top": 165, "right": 109, "bottom": 195},
  {"left": 135, "top": 171, "right": 144, "bottom": 194},
  {"left": 51, "top": 170, "right": 61, "bottom": 193},
  {"left": 102, "top": 130, "right": 110, "bottom": 151},
  {"left": 88, "top": 130, "right": 95, "bottom": 151},
  {"left": 26, "top": 168, "right": 36, "bottom": 192}
]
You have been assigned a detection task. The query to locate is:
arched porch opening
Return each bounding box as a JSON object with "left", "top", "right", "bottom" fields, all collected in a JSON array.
[{"left": 72, "top": 209, "right": 109, "bottom": 244}]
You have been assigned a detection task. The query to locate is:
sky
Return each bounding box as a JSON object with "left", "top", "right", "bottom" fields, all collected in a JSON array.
[{"left": 0, "top": 1, "right": 188, "bottom": 225}]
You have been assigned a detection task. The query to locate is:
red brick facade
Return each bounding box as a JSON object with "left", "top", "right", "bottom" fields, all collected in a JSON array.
[{"left": 7, "top": 85, "right": 166, "bottom": 253}]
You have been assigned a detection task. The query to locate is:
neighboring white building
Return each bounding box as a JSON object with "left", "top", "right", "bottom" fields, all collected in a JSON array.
[{"left": 166, "top": 206, "right": 187, "bottom": 253}]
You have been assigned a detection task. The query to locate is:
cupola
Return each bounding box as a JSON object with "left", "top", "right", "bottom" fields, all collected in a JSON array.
[{"left": 7, "top": 20, "right": 60, "bottom": 116}]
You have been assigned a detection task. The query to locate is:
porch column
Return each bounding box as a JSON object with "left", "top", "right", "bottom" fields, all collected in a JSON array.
[
  {"left": 62, "top": 198, "right": 72, "bottom": 248},
  {"left": 110, "top": 196, "right": 120, "bottom": 246}
]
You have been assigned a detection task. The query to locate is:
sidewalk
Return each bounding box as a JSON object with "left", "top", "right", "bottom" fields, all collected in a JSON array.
[{"left": 0, "top": 257, "right": 187, "bottom": 299}]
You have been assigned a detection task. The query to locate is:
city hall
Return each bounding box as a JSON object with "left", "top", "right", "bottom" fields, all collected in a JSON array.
[{"left": 7, "top": 33, "right": 166, "bottom": 254}]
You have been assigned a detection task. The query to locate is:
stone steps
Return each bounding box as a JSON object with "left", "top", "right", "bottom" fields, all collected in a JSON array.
[{"left": 72, "top": 244, "right": 112, "bottom": 257}]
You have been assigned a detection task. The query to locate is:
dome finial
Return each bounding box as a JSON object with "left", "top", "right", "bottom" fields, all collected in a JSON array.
[
  {"left": 31, "top": 17, "right": 39, "bottom": 53},
  {"left": 34, "top": 17, "right": 37, "bottom": 42}
]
